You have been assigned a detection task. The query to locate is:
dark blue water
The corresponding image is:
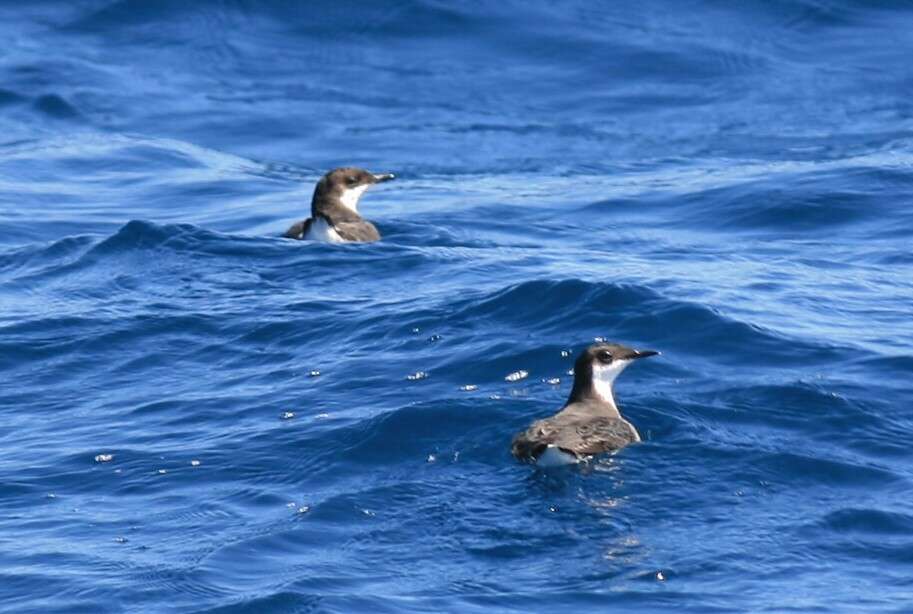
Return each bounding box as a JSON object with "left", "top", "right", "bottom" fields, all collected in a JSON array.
[{"left": 2, "top": 1, "right": 913, "bottom": 612}]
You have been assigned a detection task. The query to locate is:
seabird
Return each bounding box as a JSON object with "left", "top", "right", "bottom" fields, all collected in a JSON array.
[
  {"left": 283, "top": 167, "right": 395, "bottom": 243},
  {"left": 511, "top": 342, "right": 659, "bottom": 466}
]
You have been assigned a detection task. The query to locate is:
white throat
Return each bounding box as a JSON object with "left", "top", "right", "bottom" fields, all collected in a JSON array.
[
  {"left": 591, "top": 360, "right": 631, "bottom": 410},
  {"left": 339, "top": 185, "right": 368, "bottom": 213}
]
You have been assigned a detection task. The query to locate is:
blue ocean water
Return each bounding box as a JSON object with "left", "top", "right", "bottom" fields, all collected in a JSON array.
[{"left": 1, "top": 1, "right": 912, "bottom": 611}]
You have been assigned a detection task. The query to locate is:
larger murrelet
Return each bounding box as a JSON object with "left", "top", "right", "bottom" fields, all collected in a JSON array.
[
  {"left": 283, "top": 167, "right": 395, "bottom": 243},
  {"left": 511, "top": 342, "right": 659, "bottom": 466}
]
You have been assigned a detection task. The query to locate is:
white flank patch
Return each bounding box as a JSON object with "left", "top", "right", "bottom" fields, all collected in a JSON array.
[
  {"left": 305, "top": 217, "right": 345, "bottom": 243},
  {"left": 339, "top": 185, "right": 369, "bottom": 212},
  {"left": 536, "top": 445, "right": 579, "bottom": 467}
]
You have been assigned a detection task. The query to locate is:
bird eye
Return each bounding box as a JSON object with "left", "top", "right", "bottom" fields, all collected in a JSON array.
[
  {"left": 597, "top": 351, "right": 613, "bottom": 363},
  {"left": 346, "top": 176, "right": 358, "bottom": 186}
]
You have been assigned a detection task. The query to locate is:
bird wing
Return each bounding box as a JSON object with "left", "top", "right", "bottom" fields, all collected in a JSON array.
[
  {"left": 333, "top": 220, "right": 380, "bottom": 242},
  {"left": 554, "top": 416, "right": 637, "bottom": 455},
  {"left": 283, "top": 218, "right": 312, "bottom": 239},
  {"left": 511, "top": 414, "right": 636, "bottom": 461},
  {"left": 511, "top": 420, "right": 553, "bottom": 460}
]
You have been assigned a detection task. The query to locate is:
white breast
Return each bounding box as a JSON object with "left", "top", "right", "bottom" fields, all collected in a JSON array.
[{"left": 305, "top": 217, "right": 345, "bottom": 243}]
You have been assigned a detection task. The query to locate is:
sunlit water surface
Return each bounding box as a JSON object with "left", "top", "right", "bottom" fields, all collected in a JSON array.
[{"left": 1, "top": 2, "right": 912, "bottom": 612}]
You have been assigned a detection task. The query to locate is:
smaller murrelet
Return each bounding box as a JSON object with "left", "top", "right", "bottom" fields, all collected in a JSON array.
[
  {"left": 511, "top": 342, "right": 659, "bottom": 466},
  {"left": 283, "top": 167, "right": 395, "bottom": 243}
]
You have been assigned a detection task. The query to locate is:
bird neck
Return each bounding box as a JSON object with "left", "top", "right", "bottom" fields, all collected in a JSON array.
[
  {"left": 311, "top": 197, "right": 361, "bottom": 222},
  {"left": 311, "top": 181, "right": 364, "bottom": 219},
  {"left": 591, "top": 377, "right": 619, "bottom": 413},
  {"left": 568, "top": 360, "right": 626, "bottom": 417}
]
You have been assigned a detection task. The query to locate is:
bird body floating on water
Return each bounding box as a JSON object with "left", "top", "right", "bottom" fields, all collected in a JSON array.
[
  {"left": 284, "top": 167, "right": 395, "bottom": 243},
  {"left": 512, "top": 342, "right": 658, "bottom": 466}
]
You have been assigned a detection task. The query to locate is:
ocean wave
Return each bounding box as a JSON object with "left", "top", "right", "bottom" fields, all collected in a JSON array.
[
  {"left": 2, "top": 0, "right": 912, "bottom": 610},
  {"left": 445, "top": 279, "right": 847, "bottom": 366},
  {"left": 816, "top": 507, "right": 913, "bottom": 535}
]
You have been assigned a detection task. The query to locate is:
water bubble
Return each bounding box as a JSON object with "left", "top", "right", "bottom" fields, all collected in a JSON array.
[
  {"left": 549, "top": 505, "right": 559, "bottom": 513},
  {"left": 280, "top": 411, "right": 296, "bottom": 420},
  {"left": 406, "top": 371, "right": 428, "bottom": 381},
  {"left": 567, "top": 369, "right": 574, "bottom": 376},
  {"left": 114, "top": 537, "right": 128, "bottom": 544},
  {"left": 46, "top": 493, "right": 57, "bottom": 499},
  {"left": 459, "top": 384, "right": 478, "bottom": 392},
  {"left": 656, "top": 571, "right": 666, "bottom": 581},
  {"left": 190, "top": 459, "right": 201, "bottom": 467},
  {"left": 594, "top": 336, "right": 606, "bottom": 343},
  {"left": 156, "top": 469, "right": 167, "bottom": 475},
  {"left": 426, "top": 454, "right": 437, "bottom": 463},
  {"left": 308, "top": 370, "right": 321, "bottom": 377},
  {"left": 505, "top": 370, "right": 528, "bottom": 382},
  {"left": 361, "top": 509, "right": 375, "bottom": 517},
  {"left": 489, "top": 394, "right": 502, "bottom": 400},
  {"left": 94, "top": 454, "right": 114, "bottom": 463},
  {"left": 286, "top": 502, "right": 297, "bottom": 509},
  {"left": 427, "top": 334, "right": 442, "bottom": 343},
  {"left": 297, "top": 506, "right": 310, "bottom": 514},
  {"left": 543, "top": 377, "right": 561, "bottom": 385},
  {"left": 411, "top": 327, "right": 420, "bottom": 334},
  {"left": 561, "top": 349, "right": 571, "bottom": 357},
  {"left": 315, "top": 413, "right": 330, "bottom": 419}
]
